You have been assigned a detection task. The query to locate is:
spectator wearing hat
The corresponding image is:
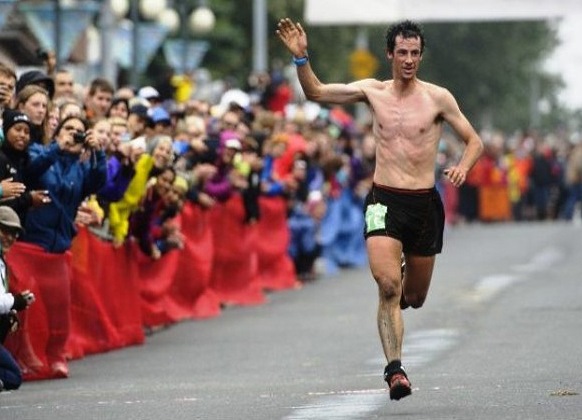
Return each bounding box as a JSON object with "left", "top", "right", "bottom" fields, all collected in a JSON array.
[
  {"left": 0, "top": 206, "right": 35, "bottom": 392},
  {"left": 127, "top": 103, "right": 150, "bottom": 140},
  {"left": 0, "top": 109, "right": 51, "bottom": 224},
  {"left": 148, "top": 106, "right": 172, "bottom": 137},
  {"left": 128, "top": 106, "right": 173, "bottom": 156},
  {"left": 84, "top": 78, "right": 114, "bottom": 123},
  {"left": 203, "top": 134, "right": 247, "bottom": 202},
  {"left": 15, "top": 85, "right": 51, "bottom": 144},
  {"left": 15, "top": 70, "right": 55, "bottom": 100},
  {"left": 138, "top": 86, "right": 161, "bottom": 106}
]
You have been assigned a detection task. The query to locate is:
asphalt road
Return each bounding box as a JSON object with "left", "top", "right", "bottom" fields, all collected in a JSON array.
[{"left": 1, "top": 222, "right": 581, "bottom": 419}]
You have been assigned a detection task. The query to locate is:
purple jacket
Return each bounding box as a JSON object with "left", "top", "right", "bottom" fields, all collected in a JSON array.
[{"left": 97, "top": 155, "right": 135, "bottom": 203}]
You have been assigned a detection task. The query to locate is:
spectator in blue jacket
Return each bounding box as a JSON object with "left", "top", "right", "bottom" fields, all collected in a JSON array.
[
  {"left": 22, "top": 115, "right": 107, "bottom": 252},
  {"left": 18, "top": 114, "right": 106, "bottom": 378}
]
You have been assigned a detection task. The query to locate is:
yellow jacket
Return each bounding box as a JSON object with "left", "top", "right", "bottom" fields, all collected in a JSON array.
[{"left": 108, "top": 154, "right": 154, "bottom": 244}]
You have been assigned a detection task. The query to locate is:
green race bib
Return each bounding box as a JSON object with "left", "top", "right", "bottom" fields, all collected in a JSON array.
[{"left": 365, "top": 203, "right": 387, "bottom": 233}]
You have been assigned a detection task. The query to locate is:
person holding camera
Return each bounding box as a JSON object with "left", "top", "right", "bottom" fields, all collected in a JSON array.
[
  {"left": 0, "top": 206, "right": 35, "bottom": 391},
  {"left": 7, "top": 115, "right": 106, "bottom": 378}
]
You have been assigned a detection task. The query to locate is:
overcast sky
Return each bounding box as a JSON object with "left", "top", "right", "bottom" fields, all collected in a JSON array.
[{"left": 545, "top": 13, "right": 582, "bottom": 110}]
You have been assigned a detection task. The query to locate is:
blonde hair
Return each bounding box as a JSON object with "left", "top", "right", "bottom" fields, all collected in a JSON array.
[{"left": 108, "top": 116, "right": 128, "bottom": 129}]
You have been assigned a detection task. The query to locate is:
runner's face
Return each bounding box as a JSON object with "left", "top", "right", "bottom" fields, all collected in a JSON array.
[{"left": 389, "top": 35, "right": 422, "bottom": 80}]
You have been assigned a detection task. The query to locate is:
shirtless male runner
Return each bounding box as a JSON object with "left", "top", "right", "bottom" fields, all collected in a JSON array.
[{"left": 276, "top": 18, "right": 483, "bottom": 400}]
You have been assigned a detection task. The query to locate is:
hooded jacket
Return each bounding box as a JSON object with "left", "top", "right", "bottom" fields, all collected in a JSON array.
[{"left": 20, "top": 142, "right": 107, "bottom": 253}]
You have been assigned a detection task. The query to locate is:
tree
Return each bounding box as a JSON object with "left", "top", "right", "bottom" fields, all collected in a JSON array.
[{"left": 172, "top": 1, "right": 566, "bottom": 132}]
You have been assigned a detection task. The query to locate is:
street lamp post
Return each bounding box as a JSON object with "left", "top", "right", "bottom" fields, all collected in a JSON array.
[
  {"left": 100, "top": 0, "right": 117, "bottom": 84},
  {"left": 130, "top": 0, "right": 139, "bottom": 87},
  {"left": 253, "top": 0, "right": 267, "bottom": 73},
  {"left": 159, "top": 0, "right": 215, "bottom": 75},
  {"left": 54, "top": 0, "right": 62, "bottom": 68}
]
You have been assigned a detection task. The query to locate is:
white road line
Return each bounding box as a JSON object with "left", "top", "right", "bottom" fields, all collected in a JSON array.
[
  {"left": 469, "top": 247, "right": 564, "bottom": 302},
  {"left": 470, "top": 274, "right": 521, "bottom": 303},
  {"left": 285, "top": 247, "right": 563, "bottom": 419},
  {"left": 470, "top": 246, "right": 563, "bottom": 303},
  {"left": 511, "top": 246, "right": 562, "bottom": 273},
  {"left": 286, "top": 328, "right": 459, "bottom": 419},
  {"left": 284, "top": 392, "right": 387, "bottom": 420}
]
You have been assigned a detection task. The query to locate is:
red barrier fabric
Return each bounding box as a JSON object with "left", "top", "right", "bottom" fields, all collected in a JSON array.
[
  {"left": 136, "top": 240, "right": 182, "bottom": 328},
  {"left": 68, "top": 227, "right": 144, "bottom": 359},
  {"left": 255, "top": 197, "right": 299, "bottom": 291},
  {"left": 208, "top": 196, "right": 266, "bottom": 306},
  {"left": 165, "top": 203, "right": 220, "bottom": 320},
  {"left": 137, "top": 203, "right": 221, "bottom": 327},
  {"left": 5, "top": 242, "right": 71, "bottom": 379},
  {"left": 4, "top": 197, "right": 297, "bottom": 381}
]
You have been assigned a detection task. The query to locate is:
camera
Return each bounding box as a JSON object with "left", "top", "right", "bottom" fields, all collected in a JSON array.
[{"left": 73, "top": 131, "right": 87, "bottom": 144}]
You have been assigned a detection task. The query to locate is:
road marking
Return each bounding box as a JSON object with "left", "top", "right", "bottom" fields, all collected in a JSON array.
[
  {"left": 470, "top": 274, "right": 521, "bottom": 303},
  {"left": 286, "top": 328, "right": 459, "bottom": 419},
  {"left": 511, "top": 246, "right": 562, "bottom": 273},
  {"left": 285, "top": 247, "right": 564, "bottom": 419},
  {"left": 470, "top": 246, "right": 563, "bottom": 303},
  {"left": 284, "top": 392, "right": 386, "bottom": 420}
]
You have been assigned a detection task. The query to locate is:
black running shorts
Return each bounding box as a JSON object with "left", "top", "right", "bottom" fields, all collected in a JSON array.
[{"left": 363, "top": 183, "right": 445, "bottom": 256}]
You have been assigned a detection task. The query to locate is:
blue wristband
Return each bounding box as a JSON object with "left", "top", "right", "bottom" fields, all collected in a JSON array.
[{"left": 293, "top": 55, "right": 309, "bottom": 67}]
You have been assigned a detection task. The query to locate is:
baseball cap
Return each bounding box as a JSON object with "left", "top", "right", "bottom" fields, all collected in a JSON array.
[
  {"left": 129, "top": 104, "right": 150, "bottom": 120},
  {"left": 149, "top": 106, "right": 171, "bottom": 125},
  {"left": 138, "top": 86, "right": 160, "bottom": 101}
]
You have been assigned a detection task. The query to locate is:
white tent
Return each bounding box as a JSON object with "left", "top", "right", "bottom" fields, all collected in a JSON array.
[{"left": 305, "top": 0, "right": 582, "bottom": 24}]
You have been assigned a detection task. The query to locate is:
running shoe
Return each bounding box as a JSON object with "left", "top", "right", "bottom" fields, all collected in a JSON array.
[{"left": 384, "top": 365, "right": 412, "bottom": 401}]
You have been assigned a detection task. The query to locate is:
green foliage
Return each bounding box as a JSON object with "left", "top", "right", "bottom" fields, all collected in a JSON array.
[
  {"left": 160, "top": 0, "right": 569, "bottom": 132},
  {"left": 417, "top": 21, "right": 561, "bottom": 132}
]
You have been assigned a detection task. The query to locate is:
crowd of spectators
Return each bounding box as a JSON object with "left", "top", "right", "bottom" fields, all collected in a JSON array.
[
  {"left": 0, "top": 52, "right": 581, "bottom": 389},
  {"left": 0, "top": 57, "right": 376, "bottom": 384}
]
